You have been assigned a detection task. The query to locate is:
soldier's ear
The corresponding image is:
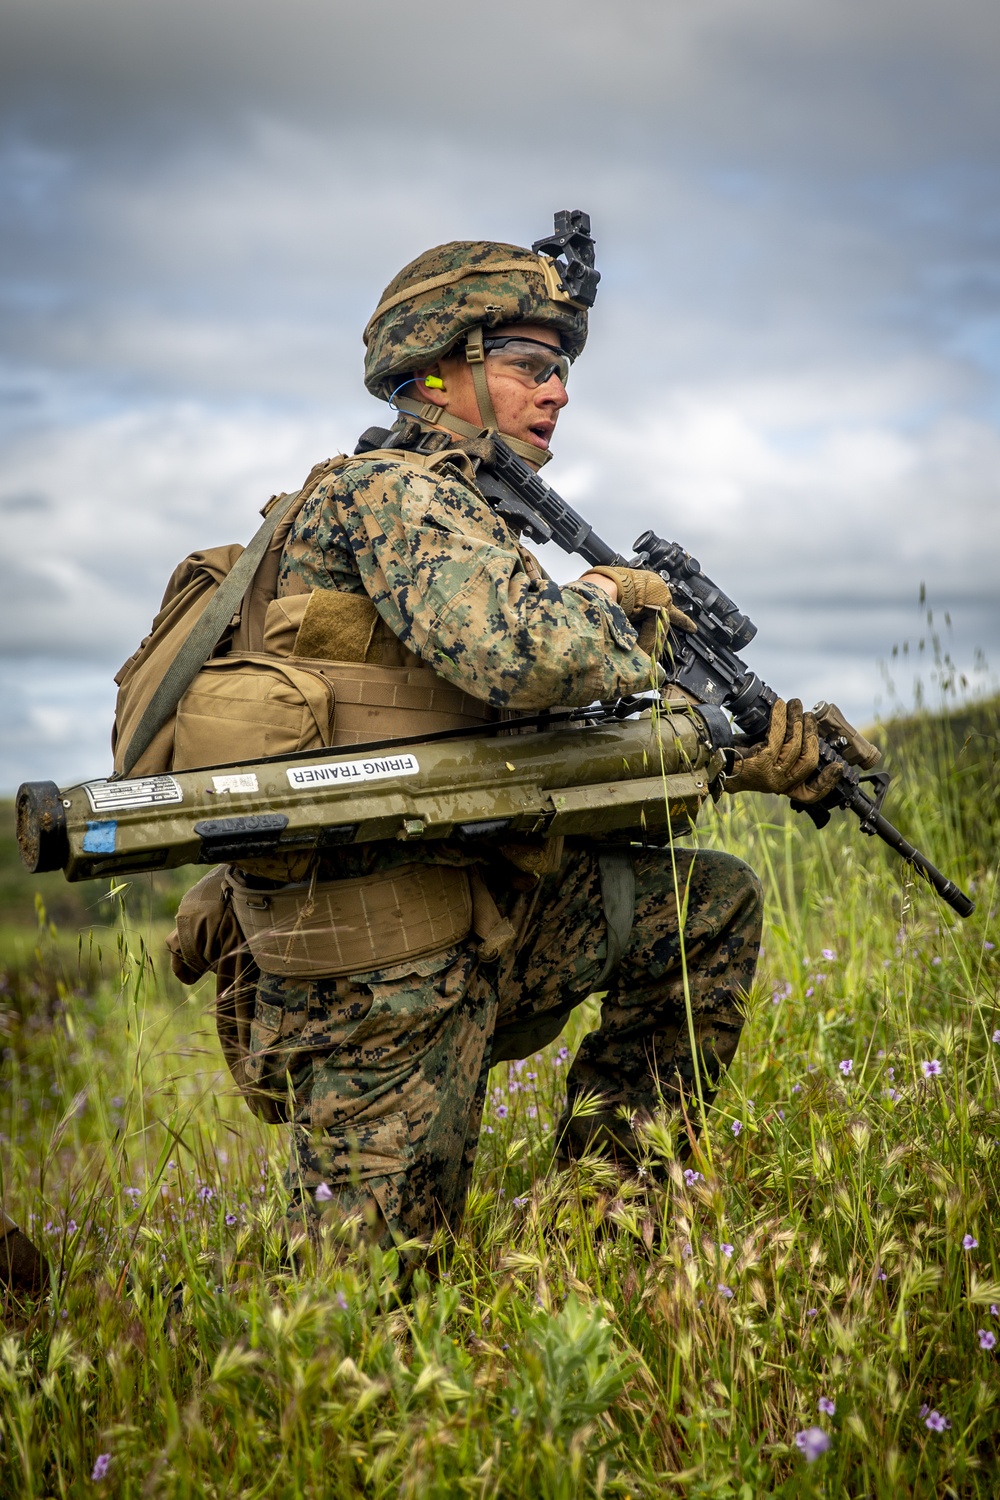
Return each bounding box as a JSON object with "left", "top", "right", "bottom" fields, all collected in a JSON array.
[{"left": 413, "top": 367, "right": 448, "bottom": 405}]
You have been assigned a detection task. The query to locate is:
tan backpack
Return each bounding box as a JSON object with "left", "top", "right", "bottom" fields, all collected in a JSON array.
[
  {"left": 112, "top": 445, "right": 498, "bottom": 778},
  {"left": 111, "top": 457, "right": 347, "bottom": 778}
]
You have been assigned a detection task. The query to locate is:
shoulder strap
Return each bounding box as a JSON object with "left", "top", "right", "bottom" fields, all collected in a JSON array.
[{"left": 117, "top": 488, "right": 305, "bottom": 778}]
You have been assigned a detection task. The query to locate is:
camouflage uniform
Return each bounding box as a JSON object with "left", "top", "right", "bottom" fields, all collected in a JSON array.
[
  {"left": 277, "top": 426, "right": 655, "bottom": 710},
  {"left": 246, "top": 419, "right": 763, "bottom": 1244},
  {"left": 251, "top": 842, "right": 760, "bottom": 1245}
]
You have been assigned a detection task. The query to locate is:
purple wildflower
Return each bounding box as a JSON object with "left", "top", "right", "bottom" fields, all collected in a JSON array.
[
  {"left": 993, "top": 1030, "right": 1000, "bottom": 1045},
  {"left": 986, "top": 942, "right": 995, "bottom": 952},
  {"left": 513, "top": 1196, "right": 529, "bottom": 1209},
  {"left": 720, "top": 1242, "right": 734, "bottom": 1258},
  {"left": 794, "top": 1427, "right": 831, "bottom": 1462},
  {"left": 821, "top": 948, "right": 837, "bottom": 962},
  {"left": 731, "top": 1120, "right": 742, "bottom": 1137},
  {"left": 197, "top": 1185, "right": 213, "bottom": 1202},
  {"left": 495, "top": 1104, "right": 508, "bottom": 1119},
  {"left": 806, "top": 1308, "right": 818, "bottom": 1318},
  {"left": 558, "top": 1046, "right": 570, "bottom": 1060},
  {"left": 527, "top": 1106, "right": 537, "bottom": 1119},
  {"left": 225, "top": 1213, "right": 238, "bottom": 1226},
  {"left": 990, "top": 1304, "right": 1000, "bottom": 1317},
  {"left": 921, "top": 1059, "right": 942, "bottom": 1078},
  {"left": 963, "top": 1233, "right": 979, "bottom": 1250},
  {"left": 839, "top": 1059, "right": 853, "bottom": 1076},
  {"left": 336, "top": 1291, "right": 348, "bottom": 1310},
  {"left": 792, "top": 1083, "right": 802, "bottom": 1093},
  {"left": 805, "top": 987, "right": 814, "bottom": 998},
  {"left": 314, "top": 1183, "right": 333, "bottom": 1202},
  {"left": 683, "top": 1168, "right": 704, "bottom": 1186},
  {"left": 979, "top": 1330, "right": 997, "bottom": 1350},
  {"left": 818, "top": 1396, "right": 835, "bottom": 1416},
  {"left": 717, "top": 1283, "right": 734, "bottom": 1299},
  {"left": 925, "top": 1410, "right": 950, "bottom": 1433},
  {"left": 91, "top": 1454, "right": 111, "bottom": 1481}
]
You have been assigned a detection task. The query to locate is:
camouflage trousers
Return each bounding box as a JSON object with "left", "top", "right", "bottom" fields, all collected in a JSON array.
[{"left": 247, "top": 844, "right": 762, "bottom": 1246}]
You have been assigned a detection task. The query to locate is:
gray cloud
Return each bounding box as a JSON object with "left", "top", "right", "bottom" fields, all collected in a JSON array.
[
  {"left": 1, "top": 0, "right": 999, "bottom": 791},
  {"left": 4, "top": 1, "right": 1000, "bottom": 168}
]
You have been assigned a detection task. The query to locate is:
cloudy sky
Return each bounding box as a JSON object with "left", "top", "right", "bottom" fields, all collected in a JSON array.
[{"left": 2, "top": 0, "right": 998, "bottom": 791}]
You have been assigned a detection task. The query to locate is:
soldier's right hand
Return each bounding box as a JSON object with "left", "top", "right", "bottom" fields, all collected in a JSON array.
[
  {"left": 579, "top": 565, "right": 696, "bottom": 653},
  {"left": 725, "top": 697, "right": 843, "bottom": 800}
]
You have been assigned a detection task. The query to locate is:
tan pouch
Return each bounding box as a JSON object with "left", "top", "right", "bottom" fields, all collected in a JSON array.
[
  {"left": 166, "top": 867, "right": 280, "bottom": 1122},
  {"left": 166, "top": 865, "right": 239, "bottom": 982},
  {"left": 228, "top": 862, "right": 473, "bottom": 978},
  {"left": 171, "top": 653, "right": 335, "bottom": 771}
]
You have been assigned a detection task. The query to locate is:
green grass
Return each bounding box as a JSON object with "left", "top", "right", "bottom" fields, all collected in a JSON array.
[{"left": 1, "top": 697, "right": 999, "bottom": 1497}]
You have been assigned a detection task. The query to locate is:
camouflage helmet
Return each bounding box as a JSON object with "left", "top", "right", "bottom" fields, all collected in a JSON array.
[{"left": 363, "top": 213, "right": 599, "bottom": 401}]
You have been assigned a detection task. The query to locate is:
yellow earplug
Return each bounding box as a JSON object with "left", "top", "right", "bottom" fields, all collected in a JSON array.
[{"left": 423, "top": 375, "right": 445, "bottom": 389}]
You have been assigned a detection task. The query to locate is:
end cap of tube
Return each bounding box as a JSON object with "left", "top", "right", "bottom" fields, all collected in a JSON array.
[{"left": 15, "top": 781, "right": 68, "bottom": 874}]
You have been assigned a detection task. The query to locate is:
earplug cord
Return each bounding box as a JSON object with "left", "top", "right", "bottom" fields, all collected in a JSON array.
[{"left": 387, "top": 377, "right": 417, "bottom": 411}]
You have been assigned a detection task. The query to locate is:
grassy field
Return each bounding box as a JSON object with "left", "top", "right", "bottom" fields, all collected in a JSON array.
[{"left": 1, "top": 697, "right": 999, "bottom": 1497}]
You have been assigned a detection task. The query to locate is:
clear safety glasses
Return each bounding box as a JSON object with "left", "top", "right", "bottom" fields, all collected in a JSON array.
[{"left": 480, "top": 336, "right": 571, "bottom": 388}]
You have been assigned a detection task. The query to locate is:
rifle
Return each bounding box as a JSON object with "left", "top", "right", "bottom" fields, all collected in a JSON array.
[{"left": 472, "top": 434, "right": 975, "bottom": 919}]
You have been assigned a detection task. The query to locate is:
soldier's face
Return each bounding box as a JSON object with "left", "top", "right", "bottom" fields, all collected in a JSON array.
[{"left": 415, "top": 323, "right": 569, "bottom": 465}]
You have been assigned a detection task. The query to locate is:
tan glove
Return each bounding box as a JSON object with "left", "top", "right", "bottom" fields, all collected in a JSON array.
[
  {"left": 583, "top": 566, "right": 697, "bottom": 653},
  {"left": 725, "top": 697, "right": 843, "bottom": 802}
]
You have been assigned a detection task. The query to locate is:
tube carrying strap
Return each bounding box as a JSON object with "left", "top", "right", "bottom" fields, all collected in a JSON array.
[
  {"left": 596, "top": 849, "right": 636, "bottom": 987},
  {"left": 118, "top": 488, "right": 306, "bottom": 778}
]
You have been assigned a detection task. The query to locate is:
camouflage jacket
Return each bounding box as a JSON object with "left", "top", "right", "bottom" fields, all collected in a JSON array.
[{"left": 277, "top": 419, "right": 658, "bottom": 709}]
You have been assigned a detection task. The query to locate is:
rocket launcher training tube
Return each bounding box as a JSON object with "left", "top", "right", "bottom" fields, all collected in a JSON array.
[{"left": 16, "top": 702, "right": 723, "bottom": 883}]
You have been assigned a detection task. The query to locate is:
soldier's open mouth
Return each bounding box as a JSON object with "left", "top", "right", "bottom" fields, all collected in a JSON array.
[{"left": 528, "top": 423, "right": 554, "bottom": 446}]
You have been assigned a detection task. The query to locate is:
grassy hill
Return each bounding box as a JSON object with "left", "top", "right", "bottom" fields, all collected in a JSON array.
[{"left": 1, "top": 697, "right": 998, "bottom": 1498}]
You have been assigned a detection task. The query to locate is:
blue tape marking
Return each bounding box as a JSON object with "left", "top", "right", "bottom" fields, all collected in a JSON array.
[{"left": 83, "top": 821, "right": 118, "bottom": 854}]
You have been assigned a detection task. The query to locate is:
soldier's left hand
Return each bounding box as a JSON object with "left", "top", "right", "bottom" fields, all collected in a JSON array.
[{"left": 726, "top": 697, "right": 843, "bottom": 801}]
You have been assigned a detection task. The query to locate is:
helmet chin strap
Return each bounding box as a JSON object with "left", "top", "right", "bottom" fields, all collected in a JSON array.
[
  {"left": 394, "top": 328, "right": 553, "bottom": 468},
  {"left": 463, "top": 325, "right": 500, "bottom": 431}
]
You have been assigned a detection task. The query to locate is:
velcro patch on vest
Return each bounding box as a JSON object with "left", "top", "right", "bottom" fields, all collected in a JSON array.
[{"left": 287, "top": 753, "right": 420, "bottom": 789}]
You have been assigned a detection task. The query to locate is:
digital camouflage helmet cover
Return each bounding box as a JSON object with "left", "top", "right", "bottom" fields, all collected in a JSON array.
[{"left": 363, "top": 211, "right": 599, "bottom": 461}]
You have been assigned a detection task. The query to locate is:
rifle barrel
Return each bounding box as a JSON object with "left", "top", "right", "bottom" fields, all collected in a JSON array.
[{"left": 846, "top": 784, "right": 975, "bottom": 917}]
